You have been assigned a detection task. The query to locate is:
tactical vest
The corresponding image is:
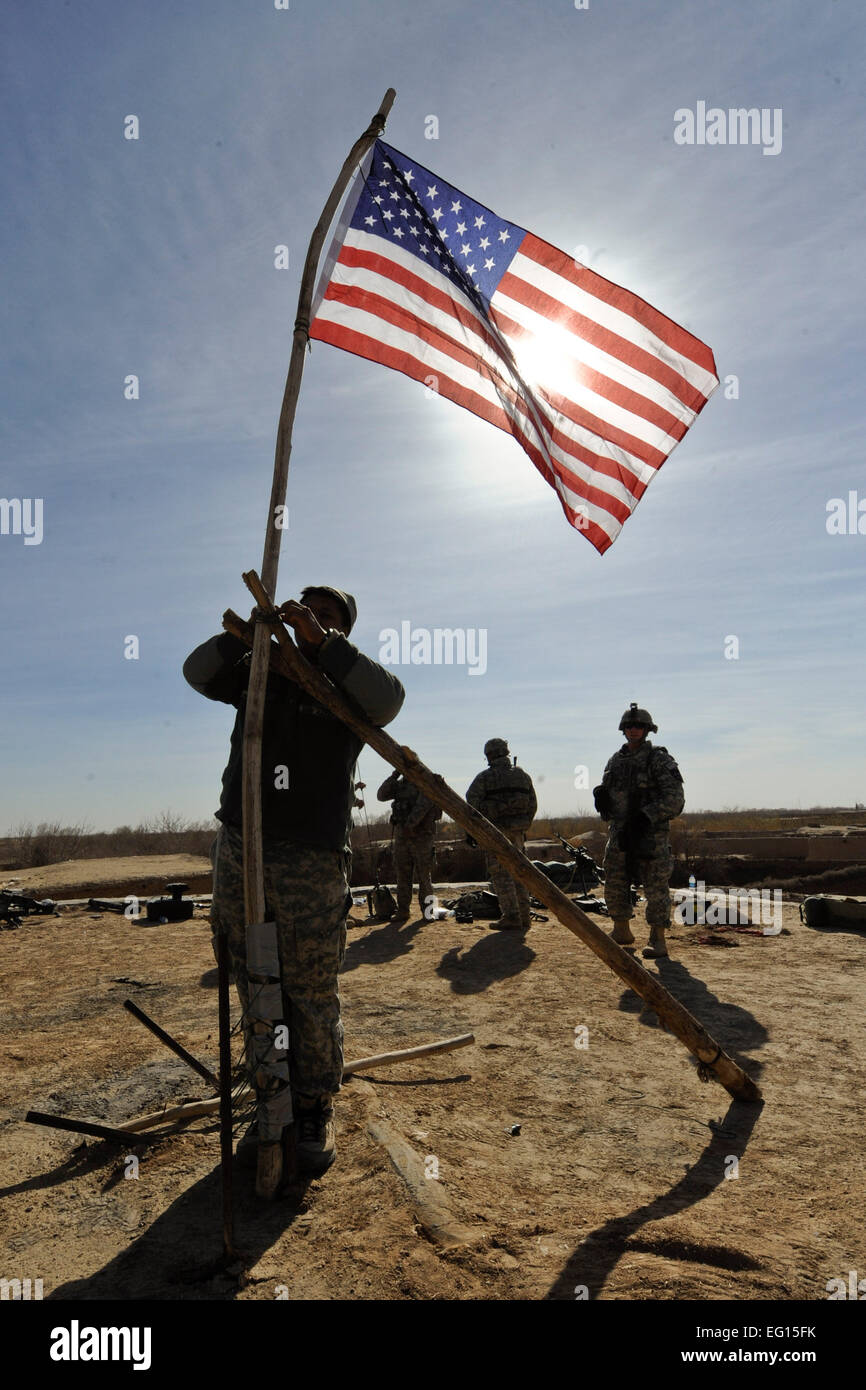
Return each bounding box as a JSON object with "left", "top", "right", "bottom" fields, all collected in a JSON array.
[
  {"left": 472, "top": 759, "right": 536, "bottom": 829},
  {"left": 390, "top": 780, "right": 419, "bottom": 826}
]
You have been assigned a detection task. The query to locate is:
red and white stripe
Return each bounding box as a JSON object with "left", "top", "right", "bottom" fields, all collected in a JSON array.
[{"left": 311, "top": 218, "right": 717, "bottom": 553}]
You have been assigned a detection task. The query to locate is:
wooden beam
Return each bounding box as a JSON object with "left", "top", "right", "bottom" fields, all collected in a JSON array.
[
  {"left": 343, "top": 1032, "right": 474, "bottom": 1077},
  {"left": 25, "top": 1110, "right": 164, "bottom": 1145},
  {"left": 119, "top": 1035, "right": 476, "bottom": 1133},
  {"left": 122, "top": 999, "right": 220, "bottom": 1091}
]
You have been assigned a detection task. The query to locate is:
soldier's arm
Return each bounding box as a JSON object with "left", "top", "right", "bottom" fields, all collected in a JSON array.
[
  {"left": 376, "top": 772, "right": 401, "bottom": 802},
  {"left": 183, "top": 633, "right": 250, "bottom": 705},
  {"left": 644, "top": 752, "right": 685, "bottom": 824},
  {"left": 316, "top": 633, "right": 406, "bottom": 727}
]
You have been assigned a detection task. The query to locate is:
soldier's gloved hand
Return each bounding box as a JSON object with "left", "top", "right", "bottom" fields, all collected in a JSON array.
[
  {"left": 277, "top": 599, "right": 328, "bottom": 649},
  {"left": 593, "top": 785, "right": 612, "bottom": 818}
]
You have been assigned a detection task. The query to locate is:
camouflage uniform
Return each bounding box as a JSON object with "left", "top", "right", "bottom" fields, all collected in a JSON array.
[
  {"left": 184, "top": 592, "right": 404, "bottom": 1133},
  {"left": 210, "top": 822, "right": 350, "bottom": 1099},
  {"left": 598, "top": 741, "right": 684, "bottom": 931},
  {"left": 466, "top": 745, "right": 537, "bottom": 928},
  {"left": 376, "top": 772, "right": 441, "bottom": 918}
]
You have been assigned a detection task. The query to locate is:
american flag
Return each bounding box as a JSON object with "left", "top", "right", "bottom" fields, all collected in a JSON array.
[{"left": 310, "top": 140, "right": 718, "bottom": 554}]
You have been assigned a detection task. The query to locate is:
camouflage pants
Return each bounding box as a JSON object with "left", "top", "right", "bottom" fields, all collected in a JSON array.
[
  {"left": 487, "top": 827, "right": 531, "bottom": 925},
  {"left": 209, "top": 823, "right": 351, "bottom": 1101},
  {"left": 603, "top": 836, "right": 673, "bottom": 929},
  {"left": 393, "top": 826, "right": 435, "bottom": 915}
]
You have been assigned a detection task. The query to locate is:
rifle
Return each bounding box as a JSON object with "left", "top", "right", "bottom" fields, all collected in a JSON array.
[
  {"left": 553, "top": 832, "right": 599, "bottom": 894},
  {"left": 616, "top": 755, "right": 656, "bottom": 884}
]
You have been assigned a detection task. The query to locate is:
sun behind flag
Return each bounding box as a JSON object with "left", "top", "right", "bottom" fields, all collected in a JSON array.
[{"left": 310, "top": 140, "right": 718, "bottom": 554}]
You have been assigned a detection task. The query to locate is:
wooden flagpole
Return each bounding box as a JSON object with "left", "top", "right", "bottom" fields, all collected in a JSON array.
[
  {"left": 235, "top": 89, "right": 397, "bottom": 1209},
  {"left": 227, "top": 589, "right": 761, "bottom": 1105}
]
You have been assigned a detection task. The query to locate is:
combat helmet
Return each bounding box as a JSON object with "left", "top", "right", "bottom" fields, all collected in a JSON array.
[
  {"left": 618, "top": 701, "right": 658, "bottom": 733},
  {"left": 484, "top": 737, "right": 509, "bottom": 760}
]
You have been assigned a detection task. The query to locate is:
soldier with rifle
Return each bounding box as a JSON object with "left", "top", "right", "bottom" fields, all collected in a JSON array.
[{"left": 593, "top": 703, "right": 684, "bottom": 959}]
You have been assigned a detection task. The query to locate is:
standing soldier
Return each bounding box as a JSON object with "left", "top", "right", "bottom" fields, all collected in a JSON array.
[
  {"left": 183, "top": 585, "right": 404, "bottom": 1181},
  {"left": 593, "top": 702, "right": 684, "bottom": 959},
  {"left": 466, "top": 738, "right": 537, "bottom": 931},
  {"left": 376, "top": 771, "right": 442, "bottom": 924}
]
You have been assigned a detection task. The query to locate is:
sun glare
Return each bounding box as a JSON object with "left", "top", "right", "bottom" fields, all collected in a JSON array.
[{"left": 511, "top": 323, "right": 596, "bottom": 412}]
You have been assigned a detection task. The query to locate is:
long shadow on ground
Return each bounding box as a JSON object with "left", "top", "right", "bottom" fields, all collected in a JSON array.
[
  {"left": 48, "top": 1156, "right": 313, "bottom": 1300},
  {"left": 618, "top": 955, "right": 768, "bottom": 1078},
  {"left": 436, "top": 930, "right": 536, "bottom": 995},
  {"left": 546, "top": 953, "right": 768, "bottom": 1299},
  {"left": 545, "top": 1096, "right": 765, "bottom": 1299},
  {"left": 341, "top": 916, "right": 426, "bottom": 973},
  {"left": 0, "top": 1141, "right": 122, "bottom": 1202}
]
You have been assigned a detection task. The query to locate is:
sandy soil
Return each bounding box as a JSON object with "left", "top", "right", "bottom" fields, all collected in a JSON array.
[{"left": 1, "top": 872, "right": 864, "bottom": 1302}]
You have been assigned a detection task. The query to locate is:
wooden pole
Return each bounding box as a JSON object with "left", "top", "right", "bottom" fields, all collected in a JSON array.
[
  {"left": 118, "top": 1035, "right": 476, "bottom": 1134},
  {"left": 236, "top": 88, "right": 397, "bottom": 1204},
  {"left": 241, "top": 84, "right": 397, "bottom": 936},
  {"left": 122, "top": 999, "right": 220, "bottom": 1091},
  {"left": 227, "top": 587, "right": 761, "bottom": 1105},
  {"left": 24, "top": 1111, "right": 164, "bottom": 1145},
  {"left": 216, "top": 930, "right": 237, "bottom": 1257},
  {"left": 342, "top": 1032, "right": 474, "bottom": 1077},
  {"left": 121, "top": 1096, "right": 236, "bottom": 1134}
]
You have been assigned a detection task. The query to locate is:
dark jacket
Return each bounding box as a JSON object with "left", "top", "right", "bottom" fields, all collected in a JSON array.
[{"left": 183, "top": 630, "right": 405, "bottom": 851}]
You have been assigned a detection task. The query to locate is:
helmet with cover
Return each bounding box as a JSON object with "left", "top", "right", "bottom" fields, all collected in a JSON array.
[{"left": 618, "top": 701, "right": 658, "bottom": 734}]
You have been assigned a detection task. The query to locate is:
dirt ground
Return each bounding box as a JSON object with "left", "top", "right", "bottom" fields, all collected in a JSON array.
[
  {"left": 1, "top": 862, "right": 864, "bottom": 1303},
  {"left": 1, "top": 854, "right": 213, "bottom": 903}
]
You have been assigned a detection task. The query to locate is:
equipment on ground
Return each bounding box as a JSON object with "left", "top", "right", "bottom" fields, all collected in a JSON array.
[
  {"left": 800, "top": 895, "right": 866, "bottom": 930},
  {"left": 530, "top": 835, "right": 603, "bottom": 894},
  {"left": 0, "top": 889, "right": 56, "bottom": 927},
  {"left": 145, "top": 882, "right": 196, "bottom": 922},
  {"left": 444, "top": 889, "right": 501, "bottom": 922},
  {"left": 368, "top": 880, "right": 397, "bottom": 920}
]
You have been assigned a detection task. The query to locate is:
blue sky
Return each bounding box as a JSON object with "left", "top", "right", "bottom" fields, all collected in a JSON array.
[{"left": 1, "top": 0, "right": 863, "bottom": 831}]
